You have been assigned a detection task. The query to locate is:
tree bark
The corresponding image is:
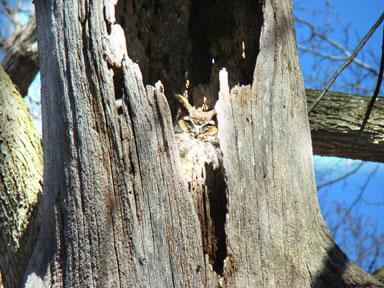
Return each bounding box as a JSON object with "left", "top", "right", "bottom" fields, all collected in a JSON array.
[
  {"left": 373, "top": 266, "right": 384, "bottom": 283},
  {"left": 307, "top": 89, "right": 384, "bottom": 163},
  {"left": 213, "top": 0, "right": 380, "bottom": 283},
  {"left": 0, "top": 65, "right": 42, "bottom": 288},
  {"left": 26, "top": 0, "right": 383, "bottom": 287},
  {"left": 27, "top": 1, "right": 205, "bottom": 286}
]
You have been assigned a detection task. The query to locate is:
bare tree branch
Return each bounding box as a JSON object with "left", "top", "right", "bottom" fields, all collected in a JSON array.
[
  {"left": 332, "top": 165, "right": 380, "bottom": 236},
  {"left": 307, "top": 12, "right": 384, "bottom": 113},
  {"left": 296, "top": 17, "right": 381, "bottom": 76},
  {"left": 298, "top": 45, "right": 345, "bottom": 61},
  {"left": 317, "top": 162, "right": 365, "bottom": 190},
  {"left": 353, "top": 27, "right": 384, "bottom": 146}
]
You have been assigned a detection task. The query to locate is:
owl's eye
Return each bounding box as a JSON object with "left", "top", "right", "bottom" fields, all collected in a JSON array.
[
  {"left": 202, "top": 125, "right": 217, "bottom": 135},
  {"left": 202, "top": 125, "right": 211, "bottom": 132},
  {"left": 178, "top": 119, "right": 193, "bottom": 133},
  {"left": 200, "top": 120, "right": 216, "bottom": 129}
]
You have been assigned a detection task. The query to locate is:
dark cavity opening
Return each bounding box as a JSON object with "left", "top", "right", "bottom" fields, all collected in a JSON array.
[
  {"left": 189, "top": 0, "right": 262, "bottom": 92},
  {"left": 116, "top": 0, "right": 262, "bottom": 114},
  {"left": 203, "top": 162, "right": 228, "bottom": 275}
]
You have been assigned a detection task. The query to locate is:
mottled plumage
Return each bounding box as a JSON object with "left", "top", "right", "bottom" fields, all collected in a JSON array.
[{"left": 174, "top": 93, "right": 220, "bottom": 182}]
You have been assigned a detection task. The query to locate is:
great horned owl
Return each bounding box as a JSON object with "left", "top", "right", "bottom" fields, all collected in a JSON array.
[
  {"left": 174, "top": 93, "right": 225, "bottom": 270},
  {"left": 174, "top": 92, "right": 220, "bottom": 181},
  {"left": 174, "top": 93, "right": 218, "bottom": 142}
]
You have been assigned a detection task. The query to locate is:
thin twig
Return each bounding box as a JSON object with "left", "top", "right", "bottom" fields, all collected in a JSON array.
[
  {"left": 296, "top": 17, "right": 380, "bottom": 75},
  {"left": 317, "top": 162, "right": 364, "bottom": 190},
  {"left": 361, "top": 197, "right": 384, "bottom": 206},
  {"left": 298, "top": 45, "right": 345, "bottom": 61},
  {"left": 307, "top": 12, "right": 384, "bottom": 114},
  {"left": 332, "top": 165, "right": 380, "bottom": 236},
  {"left": 352, "top": 26, "right": 384, "bottom": 147}
]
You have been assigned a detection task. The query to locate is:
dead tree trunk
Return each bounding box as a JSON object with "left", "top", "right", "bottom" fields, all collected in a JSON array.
[
  {"left": 27, "top": 1, "right": 205, "bottom": 287},
  {"left": 26, "top": 0, "right": 383, "bottom": 287}
]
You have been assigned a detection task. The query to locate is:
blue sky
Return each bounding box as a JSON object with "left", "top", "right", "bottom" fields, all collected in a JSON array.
[
  {"left": 294, "top": 0, "right": 383, "bottom": 95},
  {"left": 294, "top": 0, "right": 384, "bottom": 271},
  {"left": 295, "top": 0, "right": 383, "bottom": 36}
]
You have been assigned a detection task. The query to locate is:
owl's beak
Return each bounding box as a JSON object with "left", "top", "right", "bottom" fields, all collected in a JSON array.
[{"left": 191, "top": 126, "right": 201, "bottom": 138}]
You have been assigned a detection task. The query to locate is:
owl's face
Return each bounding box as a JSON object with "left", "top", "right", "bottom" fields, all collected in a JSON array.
[
  {"left": 175, "top": 93, "right": 218, "bottom": 141},
  {"left": 178, "top": 116, "right": 217, "bottom": 140}
]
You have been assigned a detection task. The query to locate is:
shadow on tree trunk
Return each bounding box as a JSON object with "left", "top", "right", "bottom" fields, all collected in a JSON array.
[{"left": 314, "top": 243, "right": 384, "bottom": 287}]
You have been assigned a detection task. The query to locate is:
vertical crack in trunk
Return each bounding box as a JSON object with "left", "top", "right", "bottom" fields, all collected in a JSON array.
[
  {"left": 203, "top": 161, "right": 228, "bottom": 276},
  {"left": 176, "top": 133, "right": 229, "bottom": 278}
]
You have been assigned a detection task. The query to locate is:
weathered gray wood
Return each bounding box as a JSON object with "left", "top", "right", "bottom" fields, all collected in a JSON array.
[
  {"left": 119, "top": 60, "right": 206, "bottom": 286},
  {"left": 307, "top": 89, "right": 384, "bottom": 162},
  {"left": 215, "top": 1, "right": 382, "bottom": 286},
  {"left": 27, "top": 1, "right": 205, "bottom": 286},
  {"left": 0, "top": 65, "right": 42, "bottom": 288},
  {"left": 175, "top": 132, "right": 226, "bottom": 284}
]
